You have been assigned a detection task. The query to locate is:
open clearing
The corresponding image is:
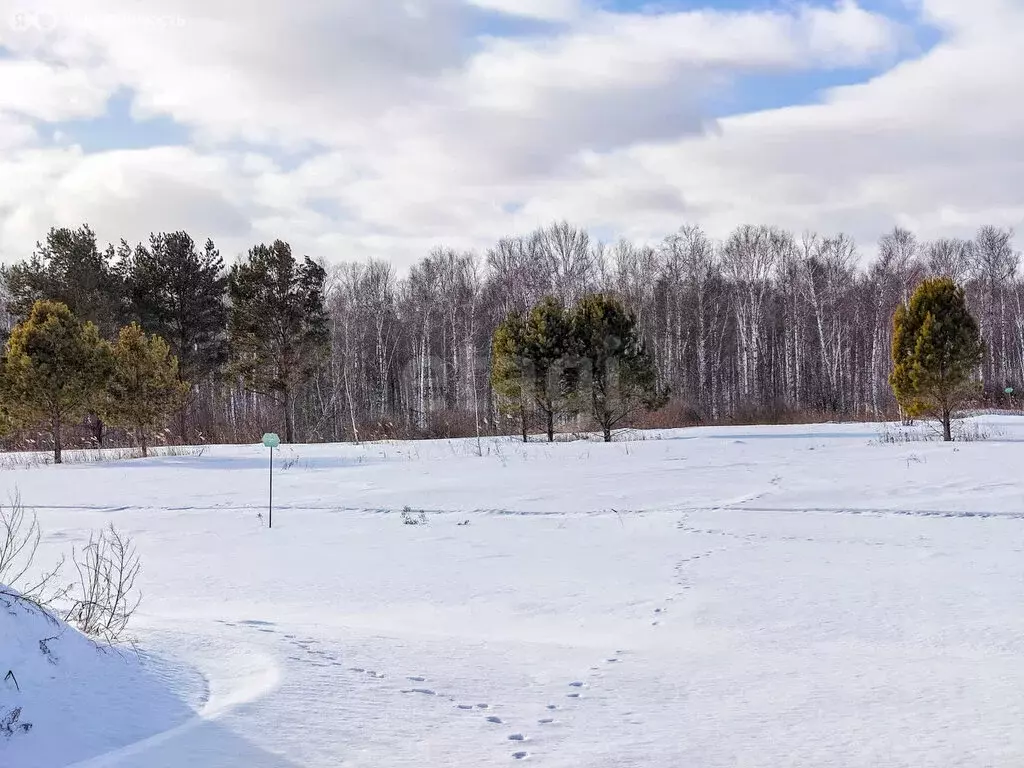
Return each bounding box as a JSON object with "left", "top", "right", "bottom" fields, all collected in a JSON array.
[{"left": 4, "top": 418, "right": 1024, "bottom": 767}]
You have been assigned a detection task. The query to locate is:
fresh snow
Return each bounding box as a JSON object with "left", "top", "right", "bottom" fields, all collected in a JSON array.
[{"left": 3, "top": 417, "right": 1024, "bottom": 767}]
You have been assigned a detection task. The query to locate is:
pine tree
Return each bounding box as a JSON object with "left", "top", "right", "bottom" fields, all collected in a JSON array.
[
  {"left": 891, "top": 277, "right": 984, "bottom": 441},
  {"left": 572, "top": 294, "right": 667, "bottom": 442},
  {"left": 123, "top": 232, "right": 228, "bottom": 440},
  {"left": 124, "top": 232, "right": 228, "bottom": 383},
  {"left": 491, "top": 311, "right": 529, "bottom": 442},
  {"left": 101, "top": 323, "right": 188, "bottom": 457},
  {"left": 2, "top": 225, "right": 126, "bottom": 448},
  {"left": 1, "top": 301, "right": 112, "bottom": 463},
  {"left": 2, "top": 225, "right": 124, "bottom": 337},
  {"left": 523, "top": 297, "right": 575, "bottom": 442},
  {"left": 228, "top": 240, "right": 329, "bottom": 443}
]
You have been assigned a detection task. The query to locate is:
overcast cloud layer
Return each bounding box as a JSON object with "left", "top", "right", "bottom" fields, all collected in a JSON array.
[{"left": 0, "top": 0, "right": 1020, "bottom": 267}]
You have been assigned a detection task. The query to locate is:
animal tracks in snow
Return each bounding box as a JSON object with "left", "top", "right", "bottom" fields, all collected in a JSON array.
[
  {"left": 648, "top": 515, "right": 742, "bottom": 626},
  {"left": 227, "top": 606, "right": 636, "bottom": 763}
]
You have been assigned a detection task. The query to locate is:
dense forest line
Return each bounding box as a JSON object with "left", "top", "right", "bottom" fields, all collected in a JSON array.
[{"left": 0, "top": 221, "right": 1019, "bottom": 451}]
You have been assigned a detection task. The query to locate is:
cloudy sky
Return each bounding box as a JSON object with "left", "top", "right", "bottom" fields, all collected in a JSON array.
[{"left": 0, "top": 0, "right": 1020, "bottom": 268}]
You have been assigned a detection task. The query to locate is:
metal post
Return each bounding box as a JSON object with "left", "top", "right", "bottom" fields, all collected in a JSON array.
[{"left": 269, "top": 445, "right": 273, "bottom": 529}]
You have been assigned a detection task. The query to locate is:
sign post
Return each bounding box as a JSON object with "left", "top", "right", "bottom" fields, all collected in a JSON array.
[{"left": 262, "top": 433, "right": 280, "bottom": 528}]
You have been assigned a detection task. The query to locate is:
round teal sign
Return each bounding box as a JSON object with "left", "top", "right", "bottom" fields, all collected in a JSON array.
[{"left": 262, "top": 432, "right": 281, "bottom": 448}]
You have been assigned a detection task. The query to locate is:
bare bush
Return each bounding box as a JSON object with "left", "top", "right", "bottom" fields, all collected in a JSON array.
[
  {"left": 66, "top": 524, "right": 142, "bottom": 645},
  {"left": 158, "top": 445, "right": 206, "bottom": 458},
  {"left": 872, "top": 423, "right": 932, "bottom": 444},
  {"left": 873, "top": 419, "right": 1002, "bottom": 445},
  {"left": 0, "top": 705, "right": 31, "bottom": 736},
  {"left": 952, "top": 421, "right": 1002, "bottom": 442},
  {"left": 0, "top": 493, "right": 66, "bottom": 610},
  {"left": 401, "top": 506, "right": 428, "bottom": 526},
  {"left": 279, "top": 450, "right": 302, "bottom": 470}
]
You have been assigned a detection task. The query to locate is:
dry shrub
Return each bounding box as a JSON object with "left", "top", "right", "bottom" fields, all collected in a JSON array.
[
  {"left": 0, "top": 493, "right": 66, "bottom": 609},
  {"left": 66, "top": 524, "right": 142, "bottom": 645}
]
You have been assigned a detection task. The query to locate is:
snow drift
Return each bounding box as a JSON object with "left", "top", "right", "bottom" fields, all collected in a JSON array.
[{"left": 0, "top": 589, "right": 193, "bottom": 768}]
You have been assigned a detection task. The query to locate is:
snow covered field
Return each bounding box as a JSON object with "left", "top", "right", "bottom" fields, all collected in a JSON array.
[{"left": 4, "top": 418, "right": 1024, "bottom": 767}]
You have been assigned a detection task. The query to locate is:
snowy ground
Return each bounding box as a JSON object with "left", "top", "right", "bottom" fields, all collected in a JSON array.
[{"left": 3, "top": 417, "right": 1024, "bottom": 767}]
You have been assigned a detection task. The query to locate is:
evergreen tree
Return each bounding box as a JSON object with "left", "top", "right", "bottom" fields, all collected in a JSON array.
[
  {"left": 523, "top": 297, "right": 575, "bottom": 442},
  {"left": 123, "top": 232, "right": 228, "bottom": 440},
  {"left": 2, "top": 225, "right": 125, "bottom": 448},
  {"left": 2, "top": 224, "right": 124, "bottom": 337},
  {"left": 124, "top": 232, "right": 228, "bottom": 383},
  {"left": 491, "top": 311, "right": 529, "bottom": 442},
  {"left": 891, "top": 277, "right": 984, "bottom": 441},
  {"left": 228, "top": 240, "right": 329, "bottom": 443},
  {"left": 102, "top": 323, "right": 188, "bottom": 457},
  {"left": 572, "top": 294, "right": 667, "bottom": 442},
  {"left": 1, "top": 301, "right": 112, "bottom": 463}
]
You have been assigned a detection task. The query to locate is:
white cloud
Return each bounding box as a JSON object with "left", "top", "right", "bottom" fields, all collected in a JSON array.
[
  {"left": 466, "top": 0, "right": 582, "bottom": 22},
  {"left": 0, "top": 0, "right": 1019, "bottom": 267},
  {"left": 0, "top": 146, "right": 257, "bottom": 260},
  {"left": 0, "top": 59, "right": 116, "bottom": 121},
  {"left": 608, "top": 0, "right": 1024, "bottom": 248}
]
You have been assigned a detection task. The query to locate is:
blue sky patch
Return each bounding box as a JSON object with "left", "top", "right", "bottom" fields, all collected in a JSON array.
[{"left": 51, "top": 88, "right": 188, "bottom": 152}]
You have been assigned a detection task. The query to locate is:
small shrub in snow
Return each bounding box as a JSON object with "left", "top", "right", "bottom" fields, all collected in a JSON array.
[
  {"left": 401, "top": 506, "right": 428, "bottom": 526},
  {"left": 952, "top": 421, "right": 1002, "bottom": 442},
  {"left": 0, "top": 705, "right": 31, "bottom": 736},
  {"left": 905, "top": 453, "right": 925, "bottom": 467},
  {"left": 66, "top": 524, "right": 142, "bottom": 645},
  {"left": 278, "top": 450, "right": 303, "bottom": 470},
  {"left": 0, "top": 494, "right": 67, "bottom": 610},
  {"left": 872, "top": 423, "right": 932, "bottom": 444}
]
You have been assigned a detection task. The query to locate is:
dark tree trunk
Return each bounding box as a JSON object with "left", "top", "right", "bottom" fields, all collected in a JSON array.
[
  {"left": 283, "top": 389, "right": 294, "bottom": 443},
  {"left": 592, "top": 388, "right": 612, "bottom": 442},
  {"left": 520, "top": 402, "right": 527, "bottom": 443},
  {"left": 942, "top": 409, "right": 952, "bottom": 442},
  {"left": 546, "top": 409, "right": 554, "bottom": 442},
  {"left": 178, "top": 404, "right": 188, "bottom": 445},
  {"left": 93, "top": 415, "right": 104, "bottom": 448},
  {"left": 139, "top": 426, "right": 148, "bottom": 458},
  {"left": 53, "top": 415, "right": 62, "bottom": 464}
]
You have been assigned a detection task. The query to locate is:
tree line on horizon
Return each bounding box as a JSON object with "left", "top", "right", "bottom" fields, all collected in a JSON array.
[
  {"left": 0, "top": 229, "right": 328, "bottom": 460},
  {"left": 0, "top": 220, "right": 1016, "bottom": 455}
]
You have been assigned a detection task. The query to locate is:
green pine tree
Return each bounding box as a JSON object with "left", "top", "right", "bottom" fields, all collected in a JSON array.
[
  {"left": 572, "top": 294, "right": 667, "bottom": 442},
  {"left": 101, "top": 323, "right": 189, "bottom": 457},
  {"left": 123, "top": 232, "right": 228, "bottom": 384},
  {"left": 2, "top": 224, "right": 124, "bottom": 337},
  {"left": 2, "top": 224, "right": 127, "bottom": 448},
  {"left": 491, "top": 298, "right": 576, "bottom": 443},
  {"left": 228, "top": 240, "right": 329, "bottom": 443},
  {"left": 523, "top": 297, "right": 575, "bottom": 442},
  {"left": 491, "top": 311, "right": 529, "bottom": 442},
  {"left": 890, "top": 277, "right": 984, "bottom": 441},
  {"left": 122, "top": 232, "right": 228, "bottom": 441},
  {"left": 1, "top": 300, "right": 112, "bottom": 463}
]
